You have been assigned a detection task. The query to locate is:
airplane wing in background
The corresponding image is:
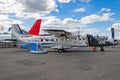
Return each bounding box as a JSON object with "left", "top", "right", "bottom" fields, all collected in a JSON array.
[{"left": 44, "top": 29, "right": 71, "bottom": 38}]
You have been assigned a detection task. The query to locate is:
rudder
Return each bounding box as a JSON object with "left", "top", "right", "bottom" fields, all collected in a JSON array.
[{"left": 28, "top": 19, "right": 41, "bottom": 36}]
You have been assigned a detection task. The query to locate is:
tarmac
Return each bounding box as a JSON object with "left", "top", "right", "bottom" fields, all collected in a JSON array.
[{"left": 0, "top": 47, "right": 120, "bottom": 80}]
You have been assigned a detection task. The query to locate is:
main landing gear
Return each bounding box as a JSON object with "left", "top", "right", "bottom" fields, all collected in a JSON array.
[
  {"left": 58, "top": 49, "right": 64, "bottom": 53},
  {"left": 100, "top": 45, "right": 104, "bottom": 52},
  {"left": 92, "top": 46, "right": 104, "bottom": 52}
]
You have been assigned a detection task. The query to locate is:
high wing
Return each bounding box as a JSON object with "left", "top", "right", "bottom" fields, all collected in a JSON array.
[{"left": 44, "top": 29, "right": 71, "bottom": 39}]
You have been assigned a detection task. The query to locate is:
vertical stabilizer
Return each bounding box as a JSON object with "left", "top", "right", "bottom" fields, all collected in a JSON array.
[
  {"left": 28, "top": 19, "right": 41, "bottom": 36},
  {"left": 11, "top": 24, "right": 23, "bottom": 39},
  {"left": 11, "top": 24, "right": 30, "bottom": 39}
]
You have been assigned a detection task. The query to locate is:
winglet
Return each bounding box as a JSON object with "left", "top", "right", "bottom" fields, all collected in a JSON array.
[{"left": 28, "top": 19, "right": 42, "bottom": 36}]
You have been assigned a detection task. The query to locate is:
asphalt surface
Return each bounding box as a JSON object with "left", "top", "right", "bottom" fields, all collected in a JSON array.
[{"left": 0, "top": 47, "right": 120, "bottom": 80}]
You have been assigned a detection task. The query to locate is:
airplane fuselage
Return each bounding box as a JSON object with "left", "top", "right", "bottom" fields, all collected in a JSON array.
[{"left": 18, "top": 35, "right": 88, "bottom": 49}]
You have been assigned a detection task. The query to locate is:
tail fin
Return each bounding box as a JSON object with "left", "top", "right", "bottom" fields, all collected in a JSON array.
[
  {"left": 11, "top": 24, "right": 23, "bottom": 39},
  {"left": 11, "top": 24, "right": 30, "bottom": 39},
  {"left": 28, "top": 19, "right": 42, "bottom": 36}
]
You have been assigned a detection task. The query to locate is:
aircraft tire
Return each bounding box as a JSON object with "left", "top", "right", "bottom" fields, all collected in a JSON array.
[
  {"left": 100, "top": 48, "right": 104, "bottom": 51},
  {"left": 100, "top": 46, "right": 104, "bottom": 52},
  {"left": 58, "top": 49, "right": 63, "bottom": 53}
]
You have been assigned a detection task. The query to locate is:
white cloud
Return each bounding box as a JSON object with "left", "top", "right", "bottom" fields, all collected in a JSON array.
[
  {"left": 80, "top": 13, "right": 114, "bottom": 24},
  {"left": 63, "top": 18, "right": 78, "bottom": 24},
  {"left": 74, "top": 8, "right": 86, "bottom": 12},
  {"left": 79, "top": 0, "right": 92, "bottom": 3},
  {"left": 80, "top": 14, "right": 100, "bottom": 24},
  {"left": 100, "top": 8, "right": 106, "bottom": 13},
  {"left": 107, "top": 23, "right": 120, "bottom": 39},
  {"left": 99, "top": 8, "right": 111, "bottom": 13},
  {"left": 41, "top": 17, "right": 63, "bottom": 29},
  {"left": 18, "top": 0, "right": 57, "bottom": 18},
  {"left": 0, "top": 0, "right": 58, "bottom": 31},
  {"left": 43, "top": 18, "right": 62, "bottom": 26},
  {"left": 40, "top": 15, "right": 102, "bottom": 35},
  {"left": 15, "top": 12, "right": 44, "bottom": 19},
  {"left": 0, "top": 14, "right": 23, "bottom": 32},
  {"left": 62, "top": 18, "right": 85, "bottom": 31},
  {"left": 112, "top": 23, "right": 120, "bottom": 30},
  {"left": 101, "top": 13, "right": 114, "bottom": 21},
  {"left": 81, "top": 28, "right": 99, "bottom": 35},
  {"left": 0, "top": 14, "right": 9, "bottom": 21},
  {"left": 42, "top": 17, "right": 87, "bottom": 33},
  {"left": 106, "top": 9, "right": 111, "bottom": 12},
  {"left": 0, "top": 0, "right": 58, "bottom": 18},
  {"left": 58, "top": 0, "right": 71, "bottom": 3},
  {"left": 117, "top": 32, "right": 120, "bottom": 39},
  {"left": 0, "top": 0, "right": 23, "bottom": 14},
  {"left": 19, "top": 0, "right": 57, "bottom": 14}
]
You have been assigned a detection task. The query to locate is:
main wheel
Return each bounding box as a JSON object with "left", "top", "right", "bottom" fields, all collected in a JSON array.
[
  {"left": 100, "top": 48, "right": 104, "bottom": 51},
  {"left": 58, "top": 49, "right": 63, "bottom": 53},
  {"left": 100, "top": 46, "right": 104, "bottom": 51}
]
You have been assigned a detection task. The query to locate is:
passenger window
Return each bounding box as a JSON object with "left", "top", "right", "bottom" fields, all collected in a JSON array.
[
  {"left": 56, "top": 39, "right": 58, "bottom": 41},
  {"left": 46, "top": 39, "right": 49, "bottom": 41},
  {"left": 83, "top": 38, "right": 85, "bottom": 40},
  {"left": 51, "top": 39, "right": 54, "bottom": 41},
  {"left": 41, "top": 39, "right": 43, "bottom": 42},
  {"left": 73, "top": 39, "right": 75, "bottom": 41}
]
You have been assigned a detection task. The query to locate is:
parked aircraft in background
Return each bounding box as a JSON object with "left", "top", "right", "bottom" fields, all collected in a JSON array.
[
  {"left": 11, "top": 19, "right": 108, "bottom": 53},
  {"left": 0, "top": 33, "right": 11, "bottom": 41},
  {"left": 43, "top": 29, "right": 108, "bottom": 52}
]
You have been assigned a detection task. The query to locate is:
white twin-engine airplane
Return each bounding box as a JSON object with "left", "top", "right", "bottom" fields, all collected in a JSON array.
[{"left": 11, "top": 19, "right": 108, "bottom": 53}]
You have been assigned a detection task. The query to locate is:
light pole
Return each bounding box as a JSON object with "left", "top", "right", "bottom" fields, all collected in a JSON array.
[
  {"left": 0, "top": 26, "right": 4, "bottom": 34},
  {"left": 77, "top": 26, "right": 81, "bottom": 40}
]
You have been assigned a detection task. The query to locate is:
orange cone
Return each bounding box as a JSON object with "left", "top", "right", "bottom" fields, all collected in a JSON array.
[{"left": 93, "top": 47, "right": 97, "bottom": 52}]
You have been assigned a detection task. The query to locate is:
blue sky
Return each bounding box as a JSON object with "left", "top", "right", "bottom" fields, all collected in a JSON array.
[{"left": 0, "top": 0, "right": 120, "bottom": 39}]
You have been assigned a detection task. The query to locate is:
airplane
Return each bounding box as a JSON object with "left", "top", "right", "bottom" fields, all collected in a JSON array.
[
  {"left": 0, "top": 33, "right": 11, "bottom": 41},
  {"left": 10, "top": 19, "right": 48, "bottom": 53},
  {"left": 11, "top": 19, "right": 108, "bottom": 53},
  {"left": 43, "top": 29, "right": 108, "bottom": 52}
]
